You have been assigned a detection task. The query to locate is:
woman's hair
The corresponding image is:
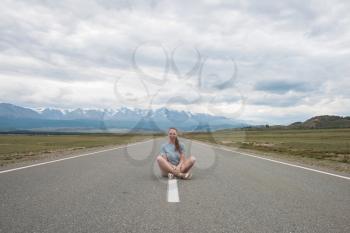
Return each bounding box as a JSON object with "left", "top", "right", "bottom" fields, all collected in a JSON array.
[{"left": 168, "top": 127, "right": 181, "bottom": 152}]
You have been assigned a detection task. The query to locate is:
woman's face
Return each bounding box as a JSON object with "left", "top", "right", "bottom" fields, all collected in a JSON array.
[{"left": 168, "top": 129, "right": 177, "bottom": 141}]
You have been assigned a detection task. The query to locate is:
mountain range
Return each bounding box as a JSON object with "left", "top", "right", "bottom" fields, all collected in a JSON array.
[{"left": 0, "top": 103, "right": 248, "bottom": 132}]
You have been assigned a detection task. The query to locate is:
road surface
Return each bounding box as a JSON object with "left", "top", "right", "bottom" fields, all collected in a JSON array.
[{"left": 1, "top": 137, "right": 349, "bottom": 233}]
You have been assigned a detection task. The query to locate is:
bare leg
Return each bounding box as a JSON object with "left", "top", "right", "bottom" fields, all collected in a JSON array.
[
  {"left": 180, "top": 156, "right": 196, "bottom": 173},
  {"left": 156, "top": 155, "right": 175, "bottom": 177}
]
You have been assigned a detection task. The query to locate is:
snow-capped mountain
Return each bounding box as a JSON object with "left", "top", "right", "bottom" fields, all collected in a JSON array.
[{"left": 0, "top": 103, "right": 248, "bottom": 132}]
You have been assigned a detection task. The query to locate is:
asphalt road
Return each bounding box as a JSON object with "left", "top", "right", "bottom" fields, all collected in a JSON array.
[{"left": 0, "top": 137, "right": 349, "bottom": 233}]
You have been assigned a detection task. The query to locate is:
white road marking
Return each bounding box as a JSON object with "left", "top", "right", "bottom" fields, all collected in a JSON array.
[
  {"left": 187, "top": 139, "right": 350, "bottom": 181},
  {"left": 0, "top": 139, "right": 155, "bottom": 174},
  {"left": 167, "top": 178, "right": 180, "bottom": 202}
]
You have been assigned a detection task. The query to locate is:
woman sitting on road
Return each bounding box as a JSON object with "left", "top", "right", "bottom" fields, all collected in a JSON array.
[{"left": 156, "top": 127, "right": 196, "bottom": 180}]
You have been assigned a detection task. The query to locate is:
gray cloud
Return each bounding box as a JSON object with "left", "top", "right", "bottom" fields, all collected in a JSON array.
[
  {"left": 0, "top": 0, "right": 350, "bottom": 124},
  {"left": 254, "top": 80, "right": 315, "bottom": 94}
]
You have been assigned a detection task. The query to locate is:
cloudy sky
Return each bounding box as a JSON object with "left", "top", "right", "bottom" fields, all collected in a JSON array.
[{"left": 1, "top": 0, "right": 350, "bottom": 125}]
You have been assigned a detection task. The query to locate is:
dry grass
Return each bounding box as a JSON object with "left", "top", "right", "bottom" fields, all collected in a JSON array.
[
  {"left": 0, "top": 133, "right": 160, "bottom": 166},
  {"left": 183, "top": 128, "right": 350, "bottom": 173}
]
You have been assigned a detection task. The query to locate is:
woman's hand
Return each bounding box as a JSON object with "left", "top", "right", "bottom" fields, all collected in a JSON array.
[
  {"left": 175, "top": 164, "right": 182, "bottom": 172},
  {"left": 171, "top": 164, "right": 180, "bottom": 173}
]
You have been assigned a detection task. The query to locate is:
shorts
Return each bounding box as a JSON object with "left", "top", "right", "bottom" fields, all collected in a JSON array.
[{"left": 161, "top": 154, "right": 179, "bottom": 166}]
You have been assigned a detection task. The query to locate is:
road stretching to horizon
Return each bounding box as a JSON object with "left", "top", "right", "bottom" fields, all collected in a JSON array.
[{"left": 0, "top": 137, "right": 349, "bottom": 233}]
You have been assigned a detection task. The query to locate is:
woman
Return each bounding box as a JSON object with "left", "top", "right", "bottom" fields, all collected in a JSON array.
[{"left": 156, "top": 127, "right": 196, "bottom": 180}]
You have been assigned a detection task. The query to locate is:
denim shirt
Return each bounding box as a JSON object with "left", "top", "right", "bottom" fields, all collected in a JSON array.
[{"left": 160, "top": 141, "right": 185, "bottom": 165}]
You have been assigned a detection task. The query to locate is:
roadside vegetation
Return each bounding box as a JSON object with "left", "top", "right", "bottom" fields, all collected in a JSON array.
[
  {"left": 183, "top": 128, "right": 350, "bottom": 173},
  {"left": 0, "top": 133, "right": 163, "bottom": 167}
]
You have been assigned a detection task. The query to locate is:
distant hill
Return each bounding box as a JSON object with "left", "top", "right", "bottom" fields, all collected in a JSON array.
[
  {"left": 240, "top": 115, "right": 350, "bottom": 130},
  {"left": 0, "top": 103, "right": 248, "bottom": 132},
  {"left": 287, "top": 115, "right": 350, "bottom": 129}
]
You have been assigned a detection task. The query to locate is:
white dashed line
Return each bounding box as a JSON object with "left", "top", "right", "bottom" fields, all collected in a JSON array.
[{"left": 167, "top": 178, "right": 180, "bottom": 202}]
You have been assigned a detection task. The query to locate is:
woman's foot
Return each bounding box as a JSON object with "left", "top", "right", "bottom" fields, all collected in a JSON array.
[
  {"left": 168, "top": 173, "right": 174, "bottom": 179},
  {"left": 181, "top": 172, "right": 192, "bottom": 180},
  {"left": 170, "top": 166, "right": 192, "bottom": 180},
  {"left": 174, "top": 171, "right": 192, "bottom": 180}
]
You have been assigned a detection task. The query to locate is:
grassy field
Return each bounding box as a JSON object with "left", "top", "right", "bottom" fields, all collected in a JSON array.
[
  {"left": 0, "top": 133, "right": 161, "bottom": 167},
  {"left": 183, "top": 128, "right": 350, "bottom": 173},
  {"left": 2, "top": 129, "right": 350, "bottom": 173}
]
